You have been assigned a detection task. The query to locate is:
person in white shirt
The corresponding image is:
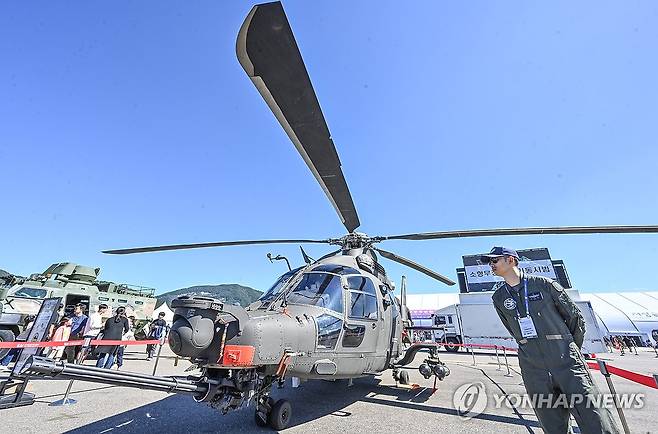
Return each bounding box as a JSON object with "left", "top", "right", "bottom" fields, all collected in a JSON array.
[{"left": 85, "top": 304, "right": 109, "bottom": 339}]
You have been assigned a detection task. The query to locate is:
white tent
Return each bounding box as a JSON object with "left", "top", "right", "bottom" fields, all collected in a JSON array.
[{"left": 580, "top": 292, "right": 658, "bottom": 344}]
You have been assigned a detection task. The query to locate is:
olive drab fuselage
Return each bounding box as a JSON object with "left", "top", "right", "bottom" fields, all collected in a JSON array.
[{"left": 169, "top": 251, "right": 406, "bottom": 380}]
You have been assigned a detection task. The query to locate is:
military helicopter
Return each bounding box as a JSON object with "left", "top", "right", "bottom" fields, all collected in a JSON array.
[{"left": 24, "top": 1, "right": 658, "bottom": 430}]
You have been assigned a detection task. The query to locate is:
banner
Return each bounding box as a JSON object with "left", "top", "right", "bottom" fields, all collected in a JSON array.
[{"left": 462, "top": 248, "right": 557, "bottom": 293}]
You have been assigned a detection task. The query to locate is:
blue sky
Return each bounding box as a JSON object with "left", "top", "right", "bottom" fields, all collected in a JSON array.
[{"left": 1, "top": 1, "right": 657, "bottom": 295}]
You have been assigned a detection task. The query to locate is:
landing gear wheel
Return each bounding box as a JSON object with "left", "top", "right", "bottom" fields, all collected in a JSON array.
[
  {"left": 268, "top": 399, "right": 292, "bottom": 430},
  {"left": 255, "top": 397, "right": 274, "bottom": 427},
  {"left": 444, "top": 339, "right": 460, "bottom": 353},
  {"left": 399, "top": 370, "right": 410, "bottom": 385}
]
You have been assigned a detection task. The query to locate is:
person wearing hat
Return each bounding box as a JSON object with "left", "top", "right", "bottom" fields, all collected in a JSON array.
[{"left": 483, "top": 246, "right": 620, "bottom": 434}]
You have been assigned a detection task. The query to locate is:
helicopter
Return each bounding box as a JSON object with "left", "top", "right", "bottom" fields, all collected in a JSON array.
[{"left": 23, "top": 1, "right": 658, "bottom": 431}]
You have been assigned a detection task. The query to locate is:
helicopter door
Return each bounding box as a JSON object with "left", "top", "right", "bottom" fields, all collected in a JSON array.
[{"left": 339, "top": 276, "right": 380, "bottom": 373}]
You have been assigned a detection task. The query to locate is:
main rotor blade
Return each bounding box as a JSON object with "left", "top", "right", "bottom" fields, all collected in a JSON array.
[
  {"left": 237, "top": 2, "right": 360, "bottom": 233},
  {"left": 380, "top": 225, "right": 658, "bottom": 241},
  {"left": 372, "top": 247, "right": 456, "bottom": 286},
  {"left": 103, "top": 239, "right": 330, "bottom": 255}
]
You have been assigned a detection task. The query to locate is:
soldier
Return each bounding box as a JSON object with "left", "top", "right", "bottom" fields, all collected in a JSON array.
[{"left": 483, "top": 246, "right": 620, "bottom": 434}]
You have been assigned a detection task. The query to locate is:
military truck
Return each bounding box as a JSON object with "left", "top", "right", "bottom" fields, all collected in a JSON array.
[
  {"left": 0, "top": 262, "right": 157, "bottom": 355},
  {"left": 431, "top": 308, "right": 462, "bottom": 352}
]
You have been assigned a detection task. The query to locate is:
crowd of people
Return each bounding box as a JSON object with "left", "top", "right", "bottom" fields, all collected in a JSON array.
[
  {"left": 602, "top": 334, "right": 655, "bottom": 355},
  {"left": 0, "top": 303, "right": 170, "bottom": 373}
]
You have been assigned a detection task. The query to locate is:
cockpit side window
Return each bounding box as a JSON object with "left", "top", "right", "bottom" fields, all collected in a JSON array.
[
  {"left": 287, "top": 272, "right": 344, "bottom": 314},
  {"left": 346, "top": 276, "right": 378, "bottom": 320},
  {"left": 346, "top": 276, "right": 376, "bottom": 295},
  {"left": 316, "top": 314, "right": 343, "bottom": 350}
]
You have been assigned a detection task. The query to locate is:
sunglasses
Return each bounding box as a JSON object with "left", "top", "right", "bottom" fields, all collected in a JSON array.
[{"left": 489, "top": 257, "right": 504, "bottom": 264}]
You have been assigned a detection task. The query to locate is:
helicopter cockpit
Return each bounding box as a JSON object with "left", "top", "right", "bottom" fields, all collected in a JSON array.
[
  {"left": 257, "top": 266, "right": 303, "bottom": 308},
  {"left": 286, "top": 271, "right": 344, "bottom": 313},
  {"left": 257, "top": 262, "right": 384, "bottom": 319}
]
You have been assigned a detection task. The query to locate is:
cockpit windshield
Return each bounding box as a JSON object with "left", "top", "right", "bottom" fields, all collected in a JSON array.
[
  {"left": 286, "top": 272, "right": 343, "bottom": 314},
  {"left": 259, "top": 267, "right": 303, "bottom": 305}
]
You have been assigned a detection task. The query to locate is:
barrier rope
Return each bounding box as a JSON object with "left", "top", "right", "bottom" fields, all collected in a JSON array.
[
  {"left": 0, "top": 339, "right": 160, "bottom": 349},
  {"left": 6, "top": 338, "right": 656, "bottom": 389},
  {"left": 587, "top": 361, "right": 658, "bottom": 389},
  {"left": 423, "top": 340, "right": 658, "bottom": 389}
]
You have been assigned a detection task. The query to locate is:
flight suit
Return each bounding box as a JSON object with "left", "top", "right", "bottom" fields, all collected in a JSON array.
[{"left": 492, "top": 274, "right": 621, "bottom": 434}]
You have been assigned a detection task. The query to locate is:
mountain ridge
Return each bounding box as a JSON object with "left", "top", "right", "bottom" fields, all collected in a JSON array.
[{"left": 155, "top": 284, "right": 262, "bottom": 308}]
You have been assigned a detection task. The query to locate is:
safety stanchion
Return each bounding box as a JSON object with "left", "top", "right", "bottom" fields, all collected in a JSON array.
[
  {"left": 50, "top": 337, "right": 93, "bottom": 407},
  {"left": 494, "top": 345, "right": 502, "bottom": 371},
  {"left": 470, "top": 344, "right": 477, "bottom": 366},
  {"left": 55, "top": 378, "right": 77, "bottom": 407},
  {"left": 597, "top": 360, "right": 631, "bottom": 434},
  {"left": 152, "top": 343, "right": 164, "bottom": 376},
  {"left": 502, "top": 347, "right": 513, "bottom": 377}
]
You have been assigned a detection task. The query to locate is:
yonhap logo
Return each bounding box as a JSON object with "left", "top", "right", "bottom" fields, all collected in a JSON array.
[{"left": 453, "top": 382, "right": 487, "bottom": 419}]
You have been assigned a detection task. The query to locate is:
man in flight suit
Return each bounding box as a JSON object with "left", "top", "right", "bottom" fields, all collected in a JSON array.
[{"left": 483, "top": 247, "right": 620, "bottom": 434}]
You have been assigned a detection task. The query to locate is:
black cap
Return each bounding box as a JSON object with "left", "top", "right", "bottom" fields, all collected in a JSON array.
[{"left": 480, "top": 246, "right": 519, "bottom": 264}]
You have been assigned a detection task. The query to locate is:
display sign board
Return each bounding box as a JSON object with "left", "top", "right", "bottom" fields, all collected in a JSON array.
[
  {"left": 462, "top": 248, "right": 557, "bottom": 293},
  {"left": 12, "top": 297, "right": 61, "bottom": 376}
]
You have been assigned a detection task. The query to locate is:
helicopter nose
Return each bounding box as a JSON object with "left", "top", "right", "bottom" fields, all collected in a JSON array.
[{"left": 168, "top": 296, "right": 243, "bottom": 360}]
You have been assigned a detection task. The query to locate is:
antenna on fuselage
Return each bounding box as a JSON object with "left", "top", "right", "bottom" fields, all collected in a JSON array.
[
  {"left": 299, "top": 246, "right": 314, "bottom": 265},
  {"left": 400, "top": 275, "right": 412, "bottom": 327}
]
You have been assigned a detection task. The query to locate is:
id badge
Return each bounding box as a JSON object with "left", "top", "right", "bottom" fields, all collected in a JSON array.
[{"left": 518, "top": 316, "right": 538, "bottom": 339}]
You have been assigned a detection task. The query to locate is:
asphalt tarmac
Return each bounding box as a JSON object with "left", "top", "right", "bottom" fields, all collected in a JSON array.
[{"left": 1, "top": 345, "right": 656, "bottom": 433}]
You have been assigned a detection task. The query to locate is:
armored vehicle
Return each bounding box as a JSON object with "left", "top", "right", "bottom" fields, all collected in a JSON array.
[{"left": 0, "top": 262, "right": 156, "bottom": 353}]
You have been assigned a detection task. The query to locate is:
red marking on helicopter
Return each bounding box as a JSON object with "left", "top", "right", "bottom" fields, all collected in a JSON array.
[
  {"left": 275, "top": 353, "right": 293, "bottom": 377},
  {"left": 220, "top": 345, "right": 255, "bottom": 366}
]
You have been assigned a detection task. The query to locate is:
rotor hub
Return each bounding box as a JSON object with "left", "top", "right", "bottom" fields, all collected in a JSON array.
[{"left": 329, "top": 232, "right": 373, "bottom": 250}]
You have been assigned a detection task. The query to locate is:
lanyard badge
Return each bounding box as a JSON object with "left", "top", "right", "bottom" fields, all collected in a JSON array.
[{"left": 507, "top": 278, "right": 538, "bottom": 339}]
